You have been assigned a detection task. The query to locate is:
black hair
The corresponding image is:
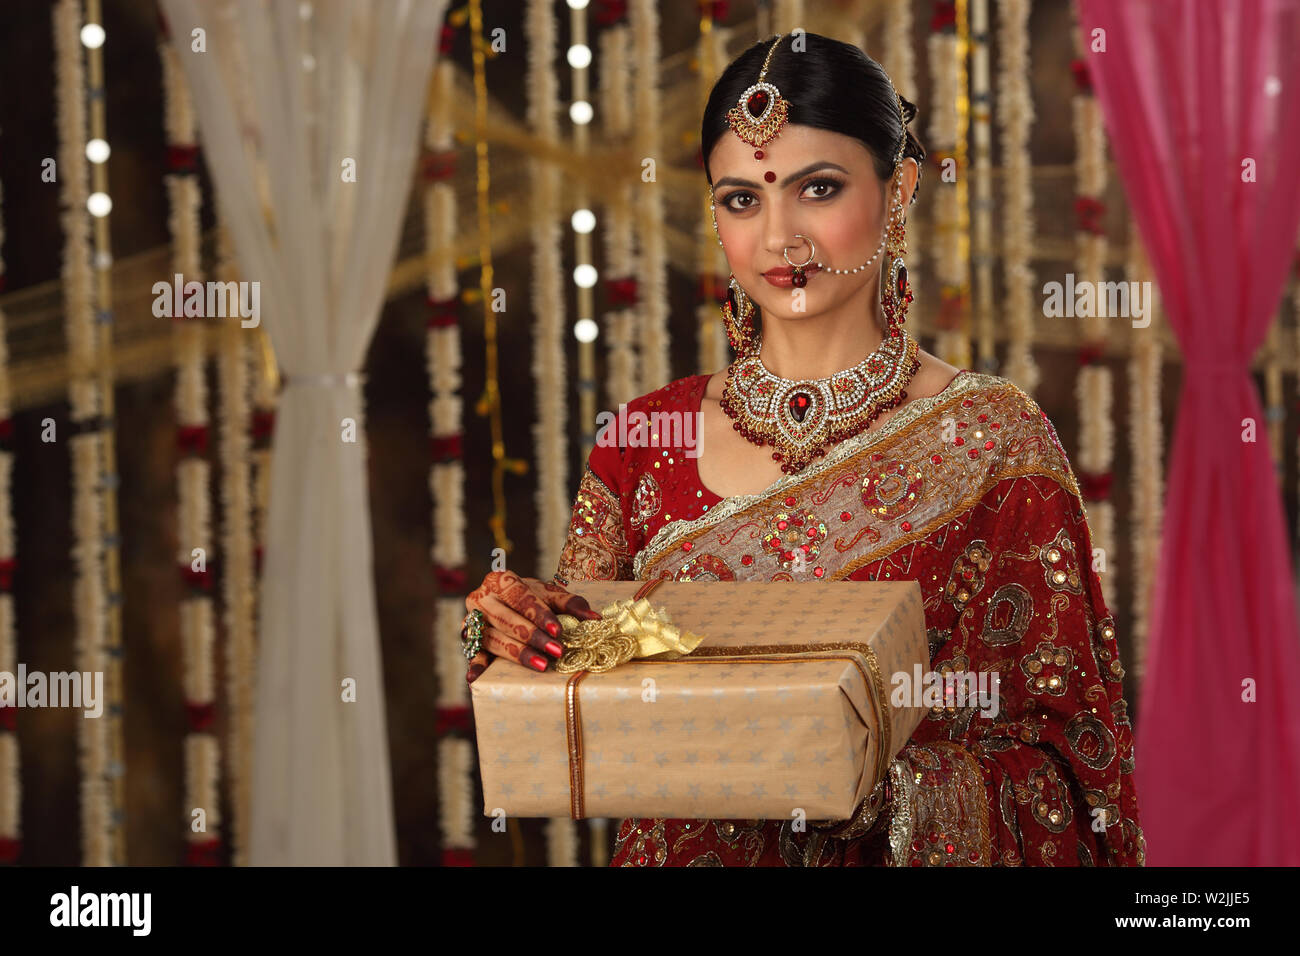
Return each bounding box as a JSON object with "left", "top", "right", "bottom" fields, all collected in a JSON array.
[{"left": 702, "top": 32, "right": 927, "bottom": 204}]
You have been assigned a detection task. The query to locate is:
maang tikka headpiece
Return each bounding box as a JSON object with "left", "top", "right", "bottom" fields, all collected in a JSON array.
[{"left": 725, "top": 33, "right": 791, "bottom": 159}]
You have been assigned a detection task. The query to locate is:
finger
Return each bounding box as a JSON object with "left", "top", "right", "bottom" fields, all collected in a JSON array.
[
  {"left": 478, "top": 593, "right": 565, "bottom": 660},
  {"left": 474, "top": 571, "right": 564, "bottom": 641},
  {"left": 533, "top": 579, "right": 604, "bottom": 621},
  {"left": 481, "top": 625, "right": 551, "bottom": 672},
  {"left": 466, "top": 650, "right": 490, "bottom": 684}
]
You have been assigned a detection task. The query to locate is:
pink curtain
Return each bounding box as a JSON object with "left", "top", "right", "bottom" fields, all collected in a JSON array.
[{"left": 1076, "top": 0, "right": 1300, "bottom": 864}]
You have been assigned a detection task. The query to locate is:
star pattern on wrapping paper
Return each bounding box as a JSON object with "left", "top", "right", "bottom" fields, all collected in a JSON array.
[
  {"left": 620, "top": 750, "right": 637, "bottom": 765},
  {"left": 811, "top": 749, "right": 830, "bottom": 766},
  {"left": 712, "top": 717, "right": 730, "bottom": 734},
  {"left": 655, "top": 783, "right": 672, "bottom": 799},
  {"left": 523, "top": 719, "right": 539, "bottom": 736},
  {"left": 649, "top": 718, "right": 665, "bottom": 735},
  {"left": 716, "top": 750, "right": 732, "bottom": 766},
  {"left": 654, "top": 751, "right": 669, "bottom": 767},
  {"left": 744, "top": 717, "right": 762, "bottom": 735},
  {"left": 617, "top": 719, "right": 634, "bottom": 736},
  {"left": 780, "top": 750, "right": 797, "bottom": 768},
  {"left": 684, "top": 751, "right": 699, "bottom": 765}
]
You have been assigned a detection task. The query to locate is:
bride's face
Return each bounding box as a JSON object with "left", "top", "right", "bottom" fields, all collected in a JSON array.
[{"left": 709, "top": 123, "right": 916, "bottom": 324}]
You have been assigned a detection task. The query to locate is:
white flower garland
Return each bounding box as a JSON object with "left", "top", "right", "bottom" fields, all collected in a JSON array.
[
  {"left": 631, "top": 0, "right": 669, "bottom": 393},
  {"left": 1071, "top": 20, "right": 1116, "bottom": 597},
  {"left": 1125, "top": 232, "right": 1162, "bottom": 683},
  {"left": 54, "top": 0, "right": 110, "bottom": 868},
  {"left": 598, "top": 24, "right": 641, "bottom": 405},
  {"left": 883, "top": 0, "right": 921, "bottom": 272},
  {"left": 160, "top": 23, "right": 221, "bottom": 865},
  {"left": 425, "top": 54, "right": 475, "bottom": 867},
  {"left": 996, "top": 0, "right": 1039, "bottom": 392},
  {"left": 0, "top": 90, "right": 18, "bottom": 864},
  {"left": 695, "top": 17, "right": 730, "bottom": 376},
  {"left": 526, "top": 0, "right": 569, "bottom": 586},
  {"left": 927, "top": 27, "right": 969, "bottom": 368},
  {"left": 968, "top": 0, "right": 995, "bottom": 372},
  {"left": 213, "top": 223, "right": 256, "bottom": 867}
]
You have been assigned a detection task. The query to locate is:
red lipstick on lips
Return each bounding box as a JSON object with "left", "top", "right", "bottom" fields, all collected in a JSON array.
[{"left": 762, "top": 264, "right": 821, "bottom": 288}]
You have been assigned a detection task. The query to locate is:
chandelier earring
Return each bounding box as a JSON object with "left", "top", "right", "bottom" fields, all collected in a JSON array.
[
  {"left": 722, "top": 274, "right": 759, "bottom": 359},
  {"left": 879, "top": 175, "right": 913, "bottom": 337}
]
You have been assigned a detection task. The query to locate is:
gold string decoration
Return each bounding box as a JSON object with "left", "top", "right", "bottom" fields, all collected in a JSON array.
[
  {"left": 467, "top": 0, "right": 528, "bottom": 554},
  {"left": 554, "top": 598, "right": 705, "bottom": 674}
]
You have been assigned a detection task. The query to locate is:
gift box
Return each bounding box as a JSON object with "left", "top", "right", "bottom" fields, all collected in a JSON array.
[{"left": 470, "top": 579, "right": 930, "bottom": 821}]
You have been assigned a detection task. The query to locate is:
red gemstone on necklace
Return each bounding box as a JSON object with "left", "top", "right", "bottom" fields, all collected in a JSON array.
[
  {"left": 747, "top": 90, "right": 769, "bottom": 117},
  {"left": 754, "top": 149, "right": 764, "bottom": 159},
  {"left": 789, "top": 392, "right": 811, "bottom": 422},
  {"left": 896, "top": 264, "right": 908, "bottom": 297},
  {"left": 784, "top": 496, "right": 796, "bottom": 506}
]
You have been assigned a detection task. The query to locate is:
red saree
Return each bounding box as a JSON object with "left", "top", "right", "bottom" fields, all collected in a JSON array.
[{"left": 553, "top": 370, "right": 1145, "bottom": 866}]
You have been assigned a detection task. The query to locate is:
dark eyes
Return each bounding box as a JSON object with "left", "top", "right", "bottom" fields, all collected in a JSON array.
[{"left": 719, "top": 177, "right": 844, "bottom": 213}]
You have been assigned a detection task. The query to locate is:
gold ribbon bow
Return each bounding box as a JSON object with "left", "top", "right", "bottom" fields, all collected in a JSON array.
[{"left": 554, "top": 598, "right": 704, "bottom": 674}]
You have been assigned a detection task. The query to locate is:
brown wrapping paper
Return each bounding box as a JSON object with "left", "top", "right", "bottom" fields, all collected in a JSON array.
[{"left": 471, "top": 580, "right": 930, "bottom": 821}]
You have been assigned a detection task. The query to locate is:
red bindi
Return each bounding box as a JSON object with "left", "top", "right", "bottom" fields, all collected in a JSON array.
[{"left": 764, "top": 170, "right": 776, "bottom": 183}]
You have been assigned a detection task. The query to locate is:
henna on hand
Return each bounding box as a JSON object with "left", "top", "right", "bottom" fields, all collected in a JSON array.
[{"left": 470, "top": 571, "right": 565, "bottom": 641}]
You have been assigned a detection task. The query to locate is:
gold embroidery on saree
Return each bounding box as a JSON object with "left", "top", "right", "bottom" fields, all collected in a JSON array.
[
  {"left": 897, "top": 741, "right": 992, "bottom": 865},
  {"left": 555, "top": 467, "right": 633, "bottom": 584},
  {"left": 633, "top": 374, "right": 1086, "bottom": 584}
]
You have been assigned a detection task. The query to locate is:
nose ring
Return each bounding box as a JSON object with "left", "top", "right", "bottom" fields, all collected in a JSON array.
[{"left": 783, "top": 234, "right": 816, "bottom": 287}]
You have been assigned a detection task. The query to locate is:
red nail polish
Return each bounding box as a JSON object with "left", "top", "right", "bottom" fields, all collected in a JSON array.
[
  {"left": 528, "top": 653, "right": 547, "bottom": 672},
  {"left": 546, "top": 620, "right": 560, "bottom": 637},
  {"left": 545, "top": 639, "right": 563, "bottom": 657}
]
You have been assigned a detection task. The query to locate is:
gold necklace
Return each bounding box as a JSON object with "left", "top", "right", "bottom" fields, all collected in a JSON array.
[{"left": 720, "top": 327, "right": 921, "bottom": 474}]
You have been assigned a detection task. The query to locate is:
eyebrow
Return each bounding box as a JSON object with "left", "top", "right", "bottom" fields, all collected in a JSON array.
[{"left": 712, "top": 161, "right": 851, "bottom": 191}]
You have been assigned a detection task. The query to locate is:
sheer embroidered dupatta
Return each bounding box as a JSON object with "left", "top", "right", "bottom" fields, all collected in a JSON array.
[{"left": 554, "top": 371, "right": 1145, "bottom": 865}]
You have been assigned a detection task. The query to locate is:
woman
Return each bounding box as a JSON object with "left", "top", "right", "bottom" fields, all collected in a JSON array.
[{"left": 463, "top": 33, "right": 1145, "bottom": 867}]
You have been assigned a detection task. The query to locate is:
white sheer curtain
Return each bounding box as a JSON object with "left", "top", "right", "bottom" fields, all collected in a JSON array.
[{"left": 160, "top": 0, "right": 446, "bottom": 864}]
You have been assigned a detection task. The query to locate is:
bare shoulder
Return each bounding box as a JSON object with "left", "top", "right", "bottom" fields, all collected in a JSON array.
[{"left": 908, "top": 349, "right": 962, "bottom": 399}]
